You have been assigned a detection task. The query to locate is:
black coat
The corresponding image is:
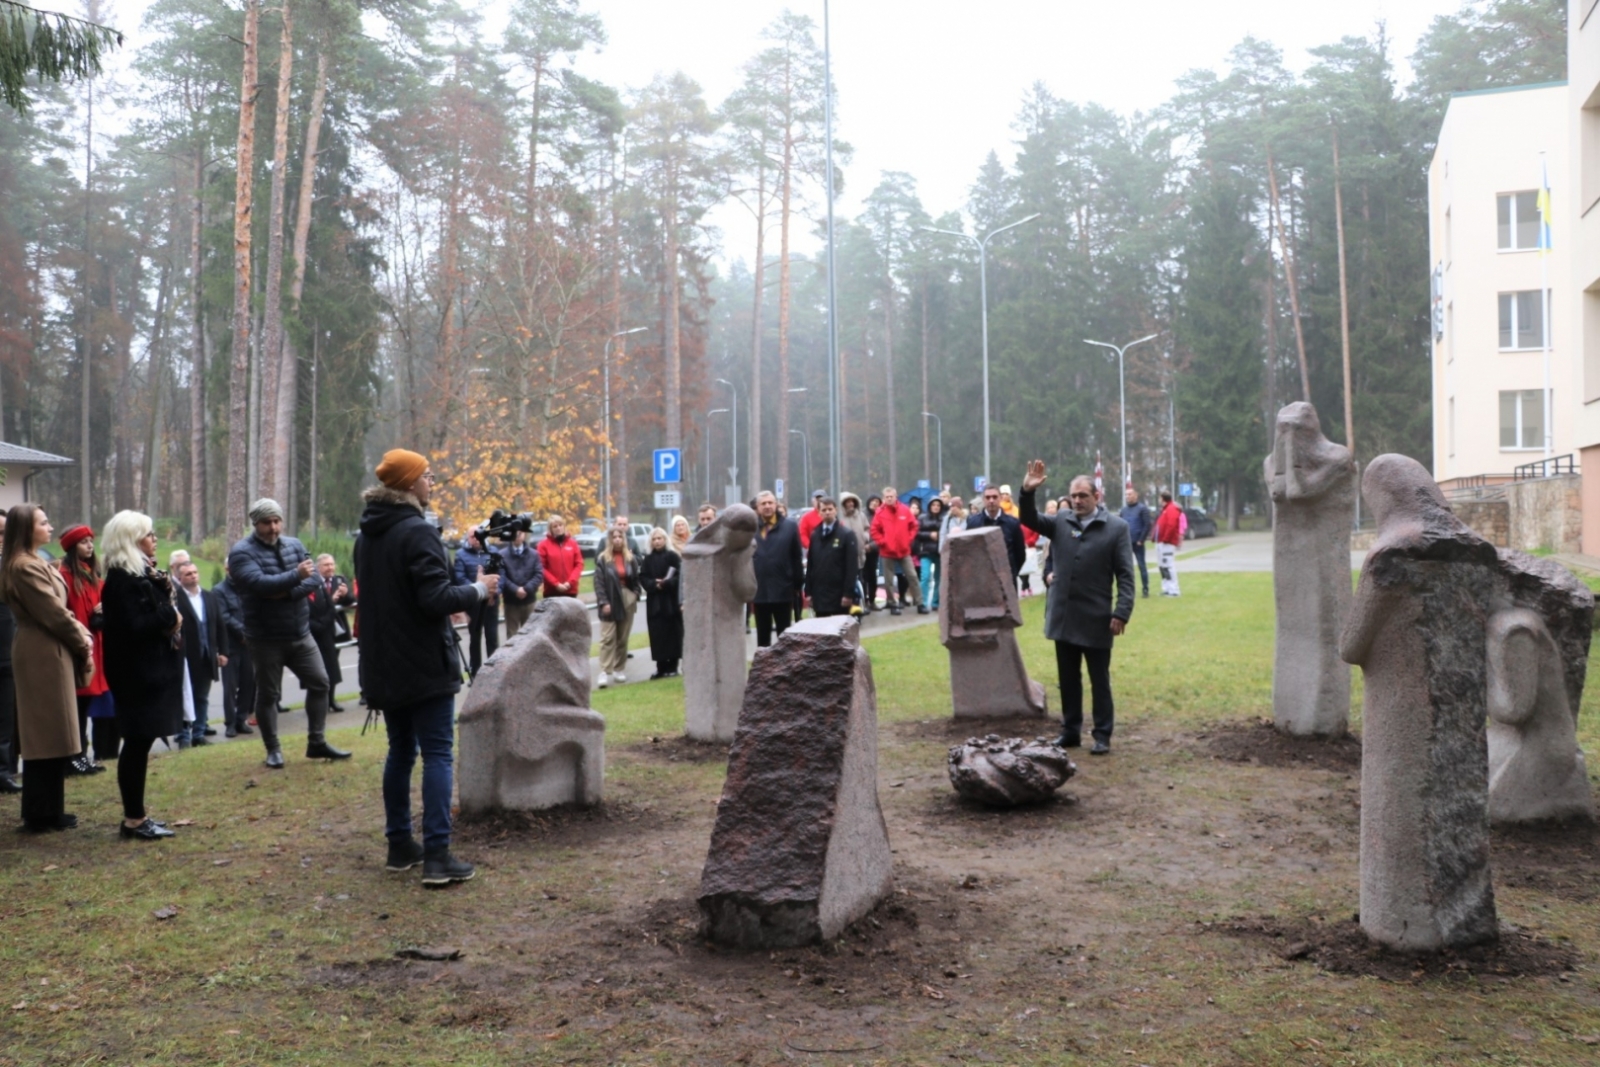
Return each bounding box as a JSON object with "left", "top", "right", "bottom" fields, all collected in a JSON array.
[
  {"left": 916, "top": 510, "right": 944, "bottom": 559},
  {"left": 308, "top": 573, "right": 352, "bottom": 639},
  {"left": 100, "top": 566, "right": 185, "bottom": 740},
  {"left": 1020, "top": 489, "right": 1136, "bottom": 650},
  {"left": 212, "top": 577, "right": 248, "bottom": 650},
  {"left": 499, "top": 543, "right": 543, "bottom": 601},
  {"left": 0, "top": 600, "right": 12, "bottom": 670},
  {"left": 639, "top": 548, "right": 683, "bottom": 664},
  {"left": 175, "top": 586, "right": 226, "bottom": 684},
  {"left": 354, "top": 486, "right": 483, "bottom": 711},
  {"left": 752, "top": 516, "right": 803, "bottom": 604},
  {"left": 804, "top": 523, "right": 860, "bottom": 614},
  {"left": 966, "top": 508, "right": 1027, "bottom": 578},
  {"left": 593, "top": 551, "right": 641, "bottom": 623},
  {"left": 227, "top": 533, "right": 319, "bottom": 644}
]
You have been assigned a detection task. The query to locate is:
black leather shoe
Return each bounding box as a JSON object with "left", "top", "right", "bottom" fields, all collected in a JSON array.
[
  {"left": 889, "top": 606, "right": 902, "bottom": 616},
  {"left": 224, "top": 727, "right": 237, "bottom": 738},
  {"left": 234, "top": 724, "right": 254, "bottom": 735},
  {"left": 916, "top": 605, "right": 930, "bottom": 615},
  {"left": 1059, "top": 733, "right": 1081, "bottom": 749},
  {"left": 203, "top": 727, "right": 218, "bottom": 736},
  {"left": 0, "top": 774, "right": 19, "bottom": 794},
  {"left": 64, "top": 756, "right": 92, "bottom": 776},
  {"left": 1090, "top": 739, "right": 1111, "bottom": 756},
  {"left": 386, "top": 837, "right": 425, "bottom": 872},
  {"left": 19, "top": 813, "right": 77, "bottom": 834},
  {"left": 191, "top": 736, "right": 210, "bottom": 747},
  {"left": 305, "top": 741, "right": 351, "bottom": 761},
  {"left": 329, "top": 703, "right": 347, "bottom": 713},
  {"left": 264, "top": 750, "right": 285, "bottom": 769},
  {"left": 422, "top": 852, "right": 476, "bottom": 887},
  {"left": 120, "top": 818, "right": 175, "bottom": 841}
]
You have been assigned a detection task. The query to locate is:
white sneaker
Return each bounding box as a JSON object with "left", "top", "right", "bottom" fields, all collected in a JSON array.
[
  {"left": 612, "top": 672, "right": 627, "bottom": 685},
  {"left": 596, "top": 672, "right": 609, "bottom": 689}
]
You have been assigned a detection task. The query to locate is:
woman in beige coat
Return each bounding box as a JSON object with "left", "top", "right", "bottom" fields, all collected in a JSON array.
[{"left": 0, "top": 504, "right": 93, "bottom": 833}]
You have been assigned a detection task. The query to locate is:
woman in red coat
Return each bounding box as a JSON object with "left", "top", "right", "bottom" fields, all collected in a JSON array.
[{"left": 59, "top": 525, "right": 116, "bottom": 772}]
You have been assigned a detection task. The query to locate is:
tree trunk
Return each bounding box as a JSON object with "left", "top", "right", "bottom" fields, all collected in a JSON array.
[
  {"left": 190, "top": 149, "right": 208, "bottom": 540},
  {"left": 80, "top": 41, "right": 94, "bottom": 526},
  {"left": 1265, "top": 150, "right": 1310, "bottom": 403},
  {"left": 749, "top": 164, "right": 766, "bottom": 494},
  {"left": 260, "top": 5, "right": 294, "bottom": 500},
  {"left": 775, "top": 97, "right": 793, "bottom": 491},
  {"left": 145, "top": 253, "right": 171, "bottom": 516},
  {"left": 226, "top": 0, "right": 261, "bottom": 537},
  {"left": 920, "top": 281, "right": 929, "bottom": 483},
  {"left": 663, "top": 187, "right": 682, "bottom": 451},
  {"left": 1332, "top": 124, "right": 1354, "bottom": 455},
  {"left": 883, "top": 288, "right": 896, "bottom": 488}
]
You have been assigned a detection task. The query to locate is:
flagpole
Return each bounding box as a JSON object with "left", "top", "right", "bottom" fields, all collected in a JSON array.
[{"left": 1541, "top": 151, "right": 1553, "bottom": 461}]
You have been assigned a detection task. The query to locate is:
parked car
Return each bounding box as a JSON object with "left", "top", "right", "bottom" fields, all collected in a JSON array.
[
  {"left": 627, "top": 522, "right": 654, "bottom": 557},
  {"left": 1183, "top": 506, "right": 1218, "bottom": 540},
  {"left": 573, "top": 520, "right": 606, "bottom": 559}
]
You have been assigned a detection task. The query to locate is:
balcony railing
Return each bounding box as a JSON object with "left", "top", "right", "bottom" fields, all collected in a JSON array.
[{"left": 1512, "top": 454, "right": 1578, "bottom": 481}]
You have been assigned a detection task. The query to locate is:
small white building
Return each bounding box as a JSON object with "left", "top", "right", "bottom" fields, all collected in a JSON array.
[
  {"left": 1429, "top": 81, "right": 1572, "bottom": 490},
  {"left": 0, "top": 442, "right": 76, "bottom": 513},
  {"left": 1567, "top": 0, "right": 1600, "bottom": 553}
]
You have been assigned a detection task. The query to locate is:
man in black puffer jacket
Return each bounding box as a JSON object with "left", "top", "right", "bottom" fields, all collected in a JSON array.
[
  {"left": 228, "top": 499, "right": 350, "bottom": 769},
  {"left": 355, "top": 449, "right": 498, "bottom": 888}
]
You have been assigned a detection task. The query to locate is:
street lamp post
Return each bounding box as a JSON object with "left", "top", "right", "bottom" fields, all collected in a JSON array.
[
  {"left": 921, "top": 411, "right": 942, "bottom": 490},
  {"left": 1084, "top": 333, "right": 1158, "bottom": 505},
  {"left": 823, "top": 0, "right": 840, "bottom": 500},
  {"left": 924, "top": 213, "right": 1040, "bottom": 486},
  {"left": 1162, "top": 352, "right": 1176, "bottom": 495},
  {"left": 706, "top": 408, "right": 730, "bottom": 504},
  {"left": 716, "top": 378, "right": 739, "bottom": 495},
  {"left": 790, "top": 428, "right": 812, "bottom": 502},
  {"left": 603, "top": 326, "right": 647, "bottom": 525}
]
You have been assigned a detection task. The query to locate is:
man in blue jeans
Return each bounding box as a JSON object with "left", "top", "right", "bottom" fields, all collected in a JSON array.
[{"left": 355, "top": 448, "right": 498, "bottom": 887}]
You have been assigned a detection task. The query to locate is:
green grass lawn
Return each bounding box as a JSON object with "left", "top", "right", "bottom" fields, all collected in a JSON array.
[{"left": 3, "top": 571, "right": 1598, "bottom": 1065}]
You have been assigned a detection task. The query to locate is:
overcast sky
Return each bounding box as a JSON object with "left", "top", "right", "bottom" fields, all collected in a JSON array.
[{"left": 104, "top": 0, "right": 1466, "bottom": 260}]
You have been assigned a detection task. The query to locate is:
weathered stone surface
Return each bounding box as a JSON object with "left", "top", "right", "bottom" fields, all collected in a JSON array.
[
  {"left": 682, "top": 504, "right": 759, "bottom": 742},
  {"left": 1264, "top": 402, "right": 1356, "bottom": 737},
  {"left": 939, "top": 526, "right": 1046, "bottom": 719},
  {"left": 698, "top": 616, "right": 892, "bottom": 948},
  {"left": 457, "top": 596, "right": 605, "bottom": 814},
  {"left": 947, "top": 734, "right": 1075, "bottom": 807},
  {"left": 1486, "top": 607, "right": 1596, "bottom": 825},
  {"left": 1495, "top": 549, "right": 1592, "bottom": 721},
  {"left": 1340, "top": 454, "right": 1499, "bottom": 951}
]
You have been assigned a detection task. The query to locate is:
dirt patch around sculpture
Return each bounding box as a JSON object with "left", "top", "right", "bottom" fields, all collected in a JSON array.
[
  {"left": 1201, "top": 716, "right": 1363, "bottom": 772},
  {"left": 625, "top": 734, "right": 733, "bottom": 763},
  {"left": 1492, "top": 820, "right": 1600, "bottom": 902},
  {"left": 1215, "top": 916, "right": 1579, "bottom": 981}
]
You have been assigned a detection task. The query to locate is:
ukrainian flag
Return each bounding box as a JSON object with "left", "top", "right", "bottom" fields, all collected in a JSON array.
[{"left": 1537, "top": 159, "right": 1553, "bottom": 253}]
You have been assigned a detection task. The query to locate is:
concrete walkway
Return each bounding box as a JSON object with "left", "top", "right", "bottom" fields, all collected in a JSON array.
[{"left": 1174, "top": 530, "right": 1369, "bottom": 573}]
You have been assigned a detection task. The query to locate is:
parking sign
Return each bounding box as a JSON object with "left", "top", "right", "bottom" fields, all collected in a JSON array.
[{"left": 653, "top": 448, "right": 681, "bottom": 484}]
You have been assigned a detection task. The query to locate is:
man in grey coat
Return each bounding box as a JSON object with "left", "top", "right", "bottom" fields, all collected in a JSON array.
[{"left": 1018, "top": 460, "right": 1135, "bottom": 756}]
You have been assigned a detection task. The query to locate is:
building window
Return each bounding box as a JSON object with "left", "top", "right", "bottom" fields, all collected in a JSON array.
[
  {"left": 1496, "top": 192, "right": 1540, "bottom": 250},
  {"left": 1499, "top": 390, "right": 1545, "bottom": 450},
  {"left": 1448, "top": 397, "right": 1456, "bottom": 458},
  {"left": 1498, "top": 290, "right": 1546, "bottom": 350}
]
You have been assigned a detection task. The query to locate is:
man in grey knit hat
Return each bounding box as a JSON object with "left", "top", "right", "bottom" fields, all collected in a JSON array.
[{"left": 225, "top": 499, "right": 351, "bottom": 768}]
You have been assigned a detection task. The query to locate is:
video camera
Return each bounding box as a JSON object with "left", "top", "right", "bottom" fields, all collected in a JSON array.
[{"left": 468, "top": 509, "right": 535, "bottom": 576}]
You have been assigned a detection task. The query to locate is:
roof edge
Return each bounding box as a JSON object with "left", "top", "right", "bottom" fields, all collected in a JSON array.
[{"left": 1449, "top": 80, "right": 1569, "bottom": 100}]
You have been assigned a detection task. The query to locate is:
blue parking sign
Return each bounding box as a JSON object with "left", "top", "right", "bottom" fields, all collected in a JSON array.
[{"left": 653, "top": 448, "right": 682, "bottom": 484}]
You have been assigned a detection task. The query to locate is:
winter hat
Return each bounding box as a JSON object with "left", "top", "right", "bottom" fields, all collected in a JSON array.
[
  {"left": 249, "top": 499, "right": 284, "bottom": 523},
  {"left": 376, "top": 449, "right": 429, "bottom": 490},
  {"left": 59, "top": 525, "right": 93, "bottom": 554}
]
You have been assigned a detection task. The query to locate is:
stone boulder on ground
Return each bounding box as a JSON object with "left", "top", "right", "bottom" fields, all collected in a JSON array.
[{"left": 948, "top": 735, "right": 1076, "bottom": 806}]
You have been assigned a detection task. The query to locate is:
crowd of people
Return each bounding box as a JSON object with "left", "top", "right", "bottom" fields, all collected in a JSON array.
[{"left": 0, "top": 442, "right": 1191, "bottom": 886}]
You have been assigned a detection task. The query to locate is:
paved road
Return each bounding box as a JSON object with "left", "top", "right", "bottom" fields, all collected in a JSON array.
[{"left": 1175, "top": 529, "right": 1368, "bottom": 573}]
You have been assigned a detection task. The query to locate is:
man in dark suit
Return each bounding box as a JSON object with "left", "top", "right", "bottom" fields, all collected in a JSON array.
[
  {"left": 804, "top": 498, "right": 859, "bottom": 618},
  {"left": 213, "top": 563, "right": 254, "bottom": 738},
  {"left": 174, "top": 560, "right": 228, "bottom": 748},
  {"left": 966, "top": 483, "right": 1026, "bottom": 581},
  {"left": 1018, "top": 461, "right": 1135, "bottom": 757},
  {"left": 309, "top": 554, "right": 354, "bottom": 711},
  {"left": 751, "top": 490, "right": 804, "bottom": 646}
]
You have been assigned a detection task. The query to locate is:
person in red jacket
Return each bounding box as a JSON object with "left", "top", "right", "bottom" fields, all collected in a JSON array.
[
  {"left": 797, "top": 489, "right": 826, "bottom": 549},
  {"left": 59, "top": 525, "right": 115, "bottom": 773},
  {"left": 1153, "top": 491, "right": 1184, "bottom": 597},
  {"left": 538, "top": 514, "right": 586, "bottom": 599},
  {"left": 868, "top": 486, "right": 926, "bottom": 616}
]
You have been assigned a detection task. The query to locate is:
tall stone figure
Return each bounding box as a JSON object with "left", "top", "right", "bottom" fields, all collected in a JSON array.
[
  {"left": 457, "top": 597, "right": 605, "bottom": 814},
  {"left": 1264, "top": 402, "right": 1356, "bottom": 737},
  {"left": 940, "top": 526, "right": 1046, "bottom": 718},
  {"left": 682, "top": 504, "right": 759, "bottom": 742},
  {"left": 1339, "top": 454, "right": 1499, "bottom": 951}
]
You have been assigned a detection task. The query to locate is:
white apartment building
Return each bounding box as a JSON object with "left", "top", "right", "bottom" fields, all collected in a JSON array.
[
  {"left": 1429, "top": 82, "right": 1572, "bottom": 490},
  {"left": 1567, "top": 0, "right": 1600, "bottom": 553}
]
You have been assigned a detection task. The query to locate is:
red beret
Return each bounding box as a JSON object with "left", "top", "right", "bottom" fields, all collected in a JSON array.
[{"left": 60, "top": 525, "right": 93, "bottom": 553}]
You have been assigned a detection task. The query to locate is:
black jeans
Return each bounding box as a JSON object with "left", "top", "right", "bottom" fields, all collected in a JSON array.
[
  {"left": 0, "top": 663, "right": 17, "bottom": 775},
  {"left": 21, "top": 756, "right": 66, "bottom": 827},
  {"left": 223, "top": 644, "right": 255, "bottom": 729},
  {"left": 1055, "top": 641, "right": 1114, "bottom": 743},
  {"left": 753, "top": 602, "right": 793, "bottom": 647},
  {"left": 466, "top": 600, "right": 500, "bottom": 678},
  {"left": 117, "top": 736, "right": 156, "bottom": 820},
  {"left": 1131, "top": 542, "right": 1149, "bottom": 594},
  {"left": 251, "top": 634, "right": 330, "bottom": 752}
]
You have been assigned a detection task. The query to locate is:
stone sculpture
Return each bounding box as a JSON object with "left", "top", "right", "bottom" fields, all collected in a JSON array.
[
  {"left": 1486, "top": 605, "right": 1596, "bottom": 825},
  {"left": 698, "top": 616, "right": 893, "bottom": 948},
  {"left": 939, "top": 526, "right": 1047, "bottom": 718},
  {"left": 682, "top": 504, "right": 759, "bottom": 743},
  {"left": 947, "top": 735, "right": 1076, "bottom": 807},
  {"left": 1339, "top": 454, "right": 1499, "bottom": 951},
  {"left": 1263, "top": 401, "right": 1357, "bottom": 737},
  {"left": 457, "top": 597, "right": 605, "bottom": 815}
]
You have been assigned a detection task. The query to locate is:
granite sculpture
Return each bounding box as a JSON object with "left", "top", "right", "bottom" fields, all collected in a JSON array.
[
  {"left": 947, "top": 735, "right": 1076, "bottom": 807},
  {"left": 698, "top": 616, "right": 893, "bottom": 948},
  {"left": 1263, "top": 401, "right": 1357, "bottom": 737},
  {"left": 1486, "top": 606, "right": 1595, "bottom": 825},
  {"left": 939, "top": 526, "right": 1047, "bottom": 718},
  {"left": 457, "top": 596, "right": 605, "bottom": 814},
  {"left": 682, "top": 504, "right": 759, "bottom": 742}
]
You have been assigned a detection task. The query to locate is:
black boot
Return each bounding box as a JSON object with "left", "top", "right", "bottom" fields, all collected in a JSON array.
[
  {"left": 422, "top": 850, "right": 475, "bottom": 887},
  {"left": 305, "top": 740, "right": 351, "bottom": 761}
]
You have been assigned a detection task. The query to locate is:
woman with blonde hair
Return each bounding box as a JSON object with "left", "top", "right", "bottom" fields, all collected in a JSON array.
[
  {"left": 669, "top": 514, "right": 692, "bottom": 555},
  {"left": 592, "top": 527, "right": 640, "bottom": 688},
  {"left": 0, "top": 504, "right": 93, "bottom": 833},
  {"left": 98, "top": 511, "right": 183, "bottom": 840}
]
